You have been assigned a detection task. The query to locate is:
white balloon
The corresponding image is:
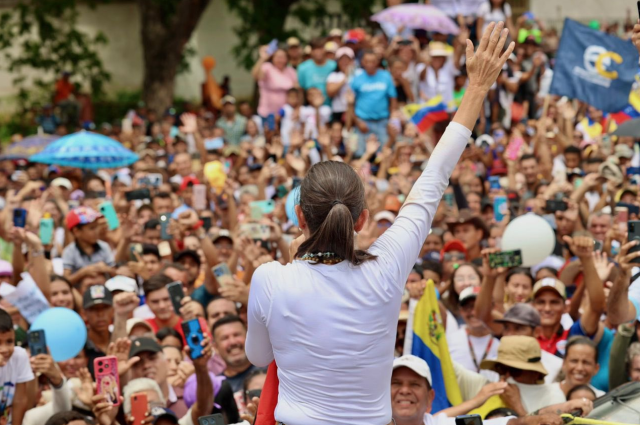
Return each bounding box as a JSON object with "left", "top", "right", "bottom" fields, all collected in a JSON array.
[{"left": 501, "top": 213, "right": 555, "bottom": 267}]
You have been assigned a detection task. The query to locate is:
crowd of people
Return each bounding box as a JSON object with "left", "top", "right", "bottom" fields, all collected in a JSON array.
[{"left": 2, "top": 1, "right": 640, "bottom": 424}]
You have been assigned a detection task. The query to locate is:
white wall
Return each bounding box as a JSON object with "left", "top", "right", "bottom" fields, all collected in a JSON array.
[{"left": 530, "top": 0, "right": 630, "bottom": 28}]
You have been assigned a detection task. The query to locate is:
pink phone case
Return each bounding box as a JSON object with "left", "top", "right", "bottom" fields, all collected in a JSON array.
[
  {"left": 95, "top": 356, "right": 121, "bottom": 406},
  {"left": 505, "top": 137, "right": 524, "bottom": 161}
]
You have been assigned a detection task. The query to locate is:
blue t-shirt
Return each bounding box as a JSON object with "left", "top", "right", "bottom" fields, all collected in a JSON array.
[
  {"left": 568, "top": 319, "right": 613, "bottom": 392},
  {"left": 351, "top": 69, "right": 397, "bottom": 121},
  {"left": 297, "top": 59, "right": 336, "bottom": 100}
]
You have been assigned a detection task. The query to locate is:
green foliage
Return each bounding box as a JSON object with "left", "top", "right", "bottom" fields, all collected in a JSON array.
[
  {"left": 0, "top": 0, "right": 111, "bottom": 108},
  {"left": 226, "top": 0, "right": 380, "bottom": 70}
]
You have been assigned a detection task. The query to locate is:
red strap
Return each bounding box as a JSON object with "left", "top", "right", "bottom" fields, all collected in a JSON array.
[{"left": 255, "top": 361, "right": 279, "bottom": 425}]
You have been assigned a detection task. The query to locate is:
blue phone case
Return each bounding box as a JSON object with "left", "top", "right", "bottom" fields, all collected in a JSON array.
[
  {"left": 181, "top": 319, "right": 204, "bottom": 359},
  {"left": 13, "top": 208, "right": 27, "bottom": 228},
  {"left": 28, "top": 330, "right": 47, "bottom": 356},
  {"left": 99, "top": 201, "right": 120, "bottom": 231},
  {"left": 160, "top": 214, "right": 171, "bottom": 240},
  {"left": 494, "top": 196, "right": 507, "bottom": 222}
]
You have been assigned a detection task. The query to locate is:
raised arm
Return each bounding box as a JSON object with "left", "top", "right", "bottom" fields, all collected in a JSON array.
[
  {"left": 608, "top": 240, "right": 640, "bottom": 326},
  {"left": 371, "top": 22, "right": 515, "bottom": 279}
]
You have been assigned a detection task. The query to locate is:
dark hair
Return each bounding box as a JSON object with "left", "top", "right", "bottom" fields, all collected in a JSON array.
[
  {"left": 520, "top": 153, "right": 537, "bottom": 163},
  {"left": 536, "top": 266, "right": 558, "bottom": 278},
  {"left": 422, "top": 261, "right": 443, "bottom": 280},
  {"left": 156, "top": 327, "right": 184, "bottom": 348},
  {"left": 142, "top": 274, "right": 173, "bottom": 296},
  {"left": 361, "top": 49, "right": 377, "bottom": 59},
  {"left": 411, "top": 263, "right": 424, "bottom": 276},
  {"left": 153, "top": 192, "right": 172, "bottom": 200},
  {"left": 49, "top": 274, "right": 79, "bottom": 311},
  {"left": 243, "top": 368, "right": 268, "bottom": 403},
  {"left": 138, "top": 204, "right": 154, "bottom": 216},
  {"left": 143, "top": 218, "right": 160, "bottom": 230},
  {"left": 212, "top": 315, "right": 246, "bottom": 337},
  {"left": 566, "top": 384, "right": 596, "bottom": 400},
  {"left": 161, "top": 262, "right": 187, "bottom": 273},
  {"left": 443, "top": 263, "right": 483, "bottom": 316},
  {"left": 287, "top": 87, "right": 299, "bottom": 96},
  {"left": 506, "top": 268, "right": 533, "bottom": 284},
  {"left": 565, "top": 146, "right": 581, "bottom": 156},
  {"left": 205, "top": 296, "right": 238, "bottom": 319},
  {"left": 295, "top": 161, "right": 376, "bottom": 265},
  {"left": 309, "top": 37, "right": 325, "bottom": 50},
  {"left": 45, "top": 411, "right": 92, "bottom": 425},
  {"left": 565, "top": 336, "right": 598, "bottom": 363},
  {"left": 0, "top": 309, "right": 12, "bottom": 333},
  {"left": 485, "top": 408, "right": 519, "bottom": 420},
  {"left": 142, "top": 244, "right": 160, "bottom": 259}
]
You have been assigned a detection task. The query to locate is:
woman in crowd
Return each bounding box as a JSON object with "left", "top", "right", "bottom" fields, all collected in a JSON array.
[
  {"left": 252, "top": 46, "right": 298, "bottom": 119},
  {"left": 503, "top": 268, "right": 534, "bottom": 310},
  {"left": 477, "top": 0, "right": 516, "bottom": 46},
  {"left": 49, "top": 274, "right": 79, "bottom": 311},
  {"left": 326, "top": 47, "right": 355, "bottom": 122},
  {"left": 442, "top": 262, "right": 483, "bottom": 324},
  {"left": 556, "top": 337, "right": 605, "bottom": 398}
]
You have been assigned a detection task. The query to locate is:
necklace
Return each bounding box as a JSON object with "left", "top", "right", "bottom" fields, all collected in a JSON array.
[{"left": 300, "top": 252, "right": 343, "bottom": 264}]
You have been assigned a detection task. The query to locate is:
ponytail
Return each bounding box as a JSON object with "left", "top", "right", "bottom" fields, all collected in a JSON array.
[{"left": 294, "top": 161, "right": 376, "bottom": 265}]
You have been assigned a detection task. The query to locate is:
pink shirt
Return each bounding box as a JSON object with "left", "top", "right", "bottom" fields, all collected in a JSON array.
[{"left": 258, "top": 62, "right": 297, "bottom": 117}]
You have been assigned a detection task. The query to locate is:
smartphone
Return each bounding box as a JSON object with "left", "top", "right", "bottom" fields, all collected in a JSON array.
[
  {"left": 198, "top": 414, "right": 225, "bottom": 425},
  {"left": 211, "top": 263, "right": 234, "bottom": 288},
  {"left": 505, "top": 137, "right": 524, "bottom": 161},
  {"left": 629, "top": 221, "right": 640, "bottom": 263},
  {"left": 292, "top": 176, "right": 302, "bottom": 189},
  {"left": 266, "top": 114, "right": 276, "bottom": 131},
  {"left": 266, "top": 38, "right": 278, "bottom": 56},
  {"left": 488, "top": 176, "right": 500, "bottom": 191},
  {"left": 131, "top": 392, "right": 148, "bottom": 425},
  {"left": 191, "top": 184, "right": 207, "bottom": 211},
  {"left": 594, "top": 240, "right": 603, "bottom": 252},
  {"left": 99, "top": 201, "right": 120, "bottom": 231},
  {"left": 246, "top": 389, "right": 262, "bottom": 400},
  {"left": 94, "top": 356, "right": 121, "bottom": 406},
  {"left": 181, "top": 319, "right": 205, "bottom": 359},
  {"left": 443, "top": 193, "right": 454, "bottom": 208},
  {"left": 545, "top": 199, "right": 568, "bottom": 213},
  {"left": 201, "top": 216, "right": 212, "bottom": 231},
  {"left": 39, "top": 216, "right": 54, "bottom": 245},
  {"left": 158, "top": 241, "right": 172, "bottom": 257},
  {"left": 125, "top": 188, "right": 151, "bottom": 202},
  {"left": 28, "top": 330, "right": 47, "bottom": 356},
  {"left": 627, "top": 167, "right": 640, "bottom": 176},
  {"left": 637, "top": 0, "right": 640, "bottom": 19},
  {"left": 146, "top": 173, "right": 163, "bottom": 187},
  {"left": 249, "top": 200, "right": 275, "bottom": 220},
  {"left": 494, "top": 196, "right": 507, "bottom": 222},
  {"left": 240, "top": 223, "right": 270, "bottom": 240},
  {"left": 86, "top": 190, "right": 107, "bottom": 199},
  {"left": 160, "top": 213, "right": 171, "bottom": 240},
  {"left": 616, "top": 206, "right": 629, "bottom": 233},
  {"left": 166, "top": 281, "right": 184, "bottom": 316},
  {"left": 456, "top": 414, "right": 483, "bottom": 425},
  {"left": 617, "top": 202, "right": 640, "bottom": 216},
  {"left": 13, "top": 208, "right": 27, "bottom": 228},
  {"left": 488, "top": 249, "right": 523, "bottom": 269}
]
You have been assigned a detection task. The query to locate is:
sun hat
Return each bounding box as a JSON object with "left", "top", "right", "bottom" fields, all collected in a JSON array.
[{"left": 480, "top": 335, "right": 548, "bottom": 382}]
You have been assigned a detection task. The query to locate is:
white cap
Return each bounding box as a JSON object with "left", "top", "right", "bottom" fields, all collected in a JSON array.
[
  {"left": 51, "top": 177, "right": 72, "bottom": 190},
  {"left": 105, "top": 276, "right": 137, "bottom": 293},
  {"left": 373, "top": 211, "right": 396, "bottom": 223},
  {"left": 126, "top": 318, "right": 154, "bottom": 336},
  {"left": 393, "top": 355, "right": 432, "bottom": 386}
]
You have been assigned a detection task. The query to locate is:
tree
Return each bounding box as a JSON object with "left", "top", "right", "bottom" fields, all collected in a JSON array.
[
  {"left": 0, "top": 0, "right": 110, "bottom": 109},
  {"left": 226, "top": 0, "right": 379, "bottom": 70},
  {"left": 137, "top": 0, "right": 211, "bottom": 115}
]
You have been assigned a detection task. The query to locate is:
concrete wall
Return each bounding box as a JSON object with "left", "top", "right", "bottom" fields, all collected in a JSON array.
[{"left": 530, "top": 0, "right": 631, "bottom": 29}]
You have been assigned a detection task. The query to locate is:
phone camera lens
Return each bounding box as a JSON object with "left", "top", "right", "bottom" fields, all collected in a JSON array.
[
  {"left": 98, "top": 361, "right": 103, "bottom": 366},
  {"left": 98, "top": 368, "right": 103, "bottom": 374}
]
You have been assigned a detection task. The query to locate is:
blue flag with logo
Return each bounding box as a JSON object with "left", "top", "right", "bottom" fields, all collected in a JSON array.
[{"left": 550, "top": 18, "right": 639, "bottom": 112}]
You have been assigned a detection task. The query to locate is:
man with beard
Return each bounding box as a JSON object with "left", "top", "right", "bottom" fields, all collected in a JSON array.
[{"left": 212, "top": 315, "right": 263, "bottom": 412}]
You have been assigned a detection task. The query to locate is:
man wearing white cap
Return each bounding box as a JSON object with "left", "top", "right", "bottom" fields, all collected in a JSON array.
[{"left": 391, "top": 355, "right": 563, "bottom": 425}]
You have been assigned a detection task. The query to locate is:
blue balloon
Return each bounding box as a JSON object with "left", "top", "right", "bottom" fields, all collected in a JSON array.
[
  {"left": 30, "top": 308, "right": 87, "bottom": 362},
  {"left": 286, "top": 186, "right": 301, "bottom": 227}
]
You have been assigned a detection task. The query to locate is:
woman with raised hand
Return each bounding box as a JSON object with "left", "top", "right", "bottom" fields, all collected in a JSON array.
[{"left": 246, "top": 22, "right": 515, "bottom": 425}]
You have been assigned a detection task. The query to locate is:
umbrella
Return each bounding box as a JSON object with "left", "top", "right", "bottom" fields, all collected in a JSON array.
[
  {"left": 612, "top": 118, "right": 640, "bottom": 137},
  {"left": 30, "top": 131, "right": 138, "bottom": 169},
  {"left": 371, "top": 4, "right": 460, "bottom": 35},
  {"left": 0, "top": 134, "right": 59, "bottom": 160}
]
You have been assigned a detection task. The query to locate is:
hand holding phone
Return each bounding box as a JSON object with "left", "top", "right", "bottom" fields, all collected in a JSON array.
[
  {"left": 99, "top": 201, "right": 120, "bottom": 231},
  {"left": 181, "top": 319, "right": 205, "bottom": 359},
  {"left": 211, "top": 263, "right": 234, "bottom": 288},
  {"left": 488, "top": 250, "right": 523, "bottom": 269},
  {"left": 166, "top": 281, "right": 184, "bottom": 315},
  {"left": 28, "top": 330, "right": 47, "bottom": 356},
  {"left": 95, "top": 356, "right": 121, "bottom": 406},
  {"left": 131, "top": 392, "right": 148, "bottom": 425},
  {"left": 13, "top": 208, "right": 27, "bottom": 228},
  {"left": 160, "top": 214, "right": 172, "bottom": 240}
]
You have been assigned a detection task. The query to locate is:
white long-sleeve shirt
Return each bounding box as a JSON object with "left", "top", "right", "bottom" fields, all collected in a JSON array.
[
  {"left": 246, "top": 122, "right": 471, "bottom": 425},
  {"left": 23, "top": 378, "right": 72, "bottom": 425}
]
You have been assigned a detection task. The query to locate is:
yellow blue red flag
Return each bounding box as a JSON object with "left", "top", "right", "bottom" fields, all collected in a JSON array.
[{"left": 411, "top": 279, "right": 462, "bottom": 413}]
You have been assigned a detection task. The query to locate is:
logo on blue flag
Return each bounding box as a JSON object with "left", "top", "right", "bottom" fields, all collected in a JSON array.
[{"left": 550, "top": 19, "right": 639, "bottom": 112}]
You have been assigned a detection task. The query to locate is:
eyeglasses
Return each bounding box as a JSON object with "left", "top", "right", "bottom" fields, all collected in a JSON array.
[{"left": 443, "top": 253, "right": 466, "bottom": 261}]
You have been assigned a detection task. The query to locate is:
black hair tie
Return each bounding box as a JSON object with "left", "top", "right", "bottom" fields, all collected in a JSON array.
[{"left": 331, "top": 200, "right": 343, "bottom": 206}]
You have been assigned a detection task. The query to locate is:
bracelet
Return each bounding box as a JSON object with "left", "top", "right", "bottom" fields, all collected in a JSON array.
[{"left": 31, "top": 248, "right": 45, "bottom": 257}]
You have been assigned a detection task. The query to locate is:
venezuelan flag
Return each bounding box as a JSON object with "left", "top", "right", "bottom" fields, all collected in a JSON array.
[
  {"left": 402, "top": 96, "right": 449, "bottom": 133},
  {"left": 411, "top": 279, "right": 462, "bottom": 413},
  {"left": 610, "top": 90, "right": 640, "bottom": 124}
]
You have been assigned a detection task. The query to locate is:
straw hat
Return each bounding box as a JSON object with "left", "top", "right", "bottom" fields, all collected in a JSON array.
[
  {"left": 480, "top": 335, "right": 548, "bottom": 383},
  {"left": 428, "top": 41, "right": 453, "bottom": 57}
]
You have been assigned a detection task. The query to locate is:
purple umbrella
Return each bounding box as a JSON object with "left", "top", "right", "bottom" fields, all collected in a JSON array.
[{"left": 371, "top": 4, "right": 460, "bottom": 35}]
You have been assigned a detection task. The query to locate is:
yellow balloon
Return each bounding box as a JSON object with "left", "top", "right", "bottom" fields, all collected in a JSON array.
[{"left": 204, "top": 161, "right": 226, "bottom": 193}]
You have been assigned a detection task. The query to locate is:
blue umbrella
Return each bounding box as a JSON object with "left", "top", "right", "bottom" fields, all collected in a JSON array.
[
  {"left": 30, "top": 131, "right": 138, "bottom": 169},
  {"left": 0, "top": 134, "right": 59, "bottom": 160}
]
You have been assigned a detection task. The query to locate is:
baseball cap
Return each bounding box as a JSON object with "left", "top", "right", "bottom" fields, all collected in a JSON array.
[
  {"left": 615, "top": 144, "right": 634, "bottom": 159},
  {"left": 174, "top": 250, "right": 201, "bottom": 267},
  {"left": 126, "top": 318, "right": 154, "bottom": 336},
  {"left": 66, "top": 206, "right": 102, "bottom": 230},
  {"left": 286, "top": 37, "right": 301, "bottom": 47},
  {"left": 532, "top": 277, "right": 567, "bottom": 300},
  {"left": 324, "top": 41, "right": 339, "bottom": 53},
  {"left": 329, "top": 28, "right": 343, "bottom": 37},
  {"left": 82, "top": 285, "right": 113, "bottom": 310},
  {"left": 0, "top": 260, "right": 13, "bottom": 277},
  {"left": 440, "top": 239, "right": 468, "bottom": 261},
  {"left": 221, "top": 95, "right": 236, "bottom": 105},
  {"left": 179, "top": 176, "right": 200, "bottom": 192},
  {"left": 373, "top": 211, "right": 396, "bottom": 223},
  {"left": 495, "top": 303, "right": 541, "bottom": 328},
  {"left": 51, "top": 177, "right": 73, "bottom": 190},
  {"left": 480, "top": 336, "right": 547, "bottom": 382},
  {"left": 105, "top": 276, "right": 137, "bottom": 293},
  {"left": 459, "top": 286, "right": 481, "bottom": 305},
  {"left": 213, "top": 229, "right": 233, "bottom": 244},
  {"left": 129, "top": 337, "right": 162, "bottom": 358},
  {"left": 393, "top": 355, "right": 432, "bottom": 386},
  {"left": 149, "top": 407, "right": 179, "bottom": 424}
]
